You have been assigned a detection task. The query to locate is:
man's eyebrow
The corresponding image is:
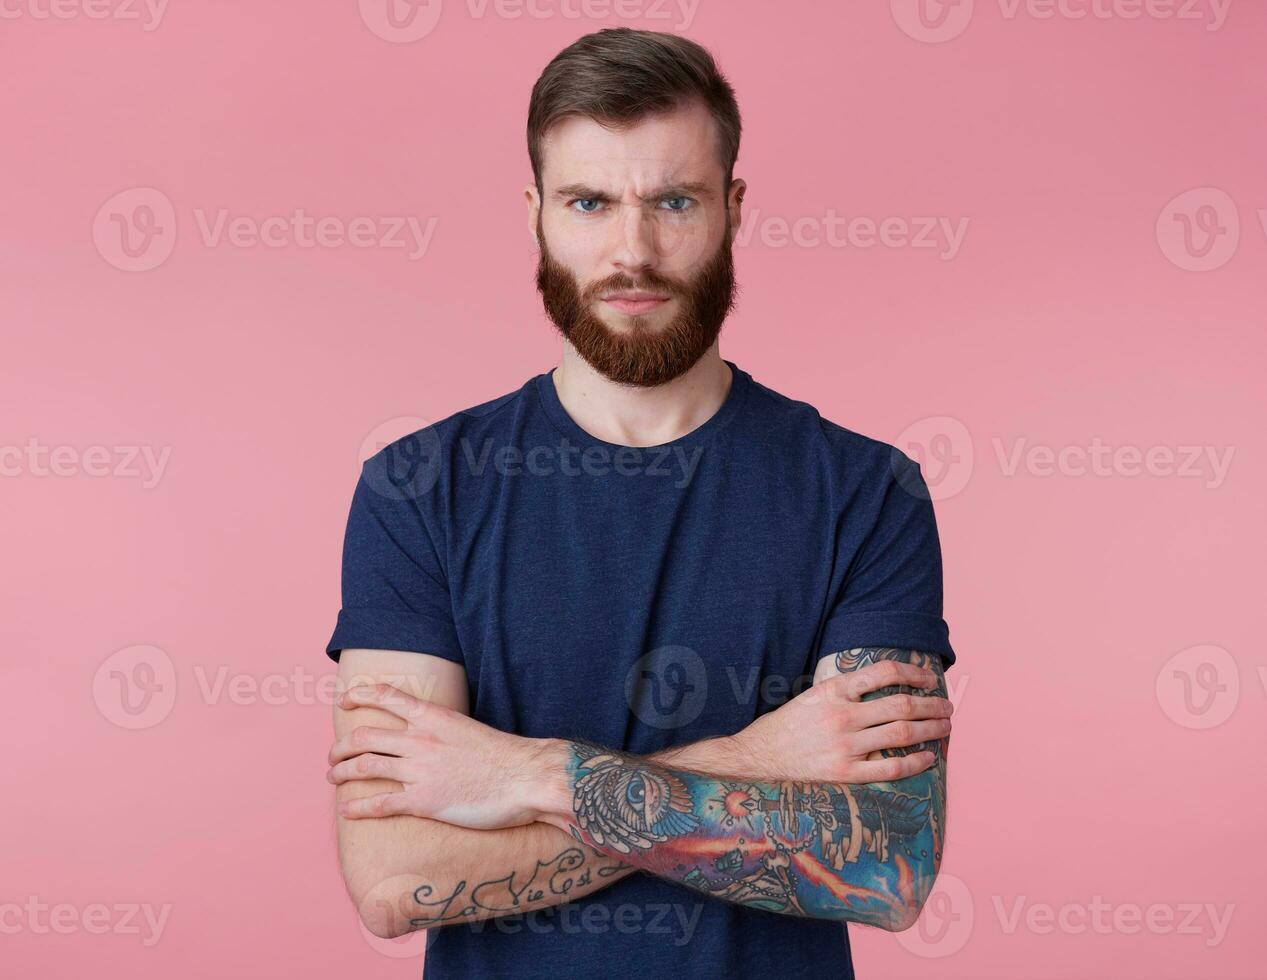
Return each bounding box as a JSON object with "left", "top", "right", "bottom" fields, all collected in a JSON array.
[{"left": 551, "top": 181, "right": 715, "bottom": 201}]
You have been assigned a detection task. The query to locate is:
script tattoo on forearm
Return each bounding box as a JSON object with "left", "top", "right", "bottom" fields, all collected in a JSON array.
[
  {"left": 404, "top": 845, "right": 631, "bottom": 928},
  {"left": 562, "top": 648, "right": 949, "bottom": 929}
]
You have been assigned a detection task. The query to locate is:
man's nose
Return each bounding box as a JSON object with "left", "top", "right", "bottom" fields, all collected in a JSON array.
[{"left": 608, "top": 205, "right": 659, "bottom": 274}]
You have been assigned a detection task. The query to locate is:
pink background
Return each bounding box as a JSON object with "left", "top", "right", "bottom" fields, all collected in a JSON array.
[{"left": 2, "top": 1, "right": 1264, "bottom": 977}]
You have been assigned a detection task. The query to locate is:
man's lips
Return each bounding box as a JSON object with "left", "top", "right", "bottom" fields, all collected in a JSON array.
[{"left": 601, "top": 293, "right": 671, "bottom": 315}]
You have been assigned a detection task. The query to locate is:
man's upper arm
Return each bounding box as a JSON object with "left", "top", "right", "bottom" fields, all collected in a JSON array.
[
  {"left": 813, "top": 647, "right": 950, "bottom": 763},
  {"left": 336, "top": 648, "right": 469, "bottom": 720},
  {"left": 811, "top": 449, "right": 956, "bottom": 674},
  {"left": 812, "top": 646, "right": 951, "bottom": 926},
  {"left": 326, "top": 458, "right": 465, "bottom": 666},
  {"left": 332, "top": 648, "right": 469, "bottom": 906}
]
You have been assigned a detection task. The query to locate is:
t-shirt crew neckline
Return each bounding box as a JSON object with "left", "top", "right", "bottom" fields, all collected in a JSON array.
[{"left": 532, "top": 359, "right": 751, "bottom": 454}]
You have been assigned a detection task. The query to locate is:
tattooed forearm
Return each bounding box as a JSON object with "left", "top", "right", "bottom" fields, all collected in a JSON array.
[
  {"left": 833, "top": 647, "right": 949, "bottom": 890},
  {"left": 562, "top": 746, "right": 932, "bottom": 928},
  {"left": 404, "top": 845, "right": 632, "bottom": 928},
  {"left": 556, "top": 649, "right": 949, "bottom": 929},
  {"left": 559, "top": 651, "right": 949, "bottom": 932}
]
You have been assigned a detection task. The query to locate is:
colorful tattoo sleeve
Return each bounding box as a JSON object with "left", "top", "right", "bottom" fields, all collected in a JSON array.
[{"left": 560, "top": 648, "right": 949, "bottom": 931}]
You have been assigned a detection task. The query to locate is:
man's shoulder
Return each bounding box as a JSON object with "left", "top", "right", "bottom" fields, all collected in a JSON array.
[
  {"left": 743, "top": 371, "right": 916, "bottom": 476},
  {"left": 354, "top": 375, "right": 541, "bottom": 507},
  {"left": 379, "top": 375, "right": 538, "bottom": 457},
  {"left": 440, "top": 379, "right": 534, "bottom": 437}
]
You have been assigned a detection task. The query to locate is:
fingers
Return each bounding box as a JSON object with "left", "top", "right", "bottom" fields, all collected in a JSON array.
[
  {"left": 338, "top": 793, "right": 413, "bottom": 820},
  {"left": 850, "top": 751, "right": 937, "bottom": 783},
  {"left": 328, "top": 726, "right": 415, "bottom": 765},
  {"left": 854, "top": 690, "right": 953, "bottom": 728},
  {"left": 829, "top": 661, "right": 940, "bottom": 702},
  {"left": 854, "top": 718, "right": 951, "bottom": 756},
  {"left": 328, "top": 752, "right": 405, "bottom": 785},
  {"left": 337, "top": 683, "right": 428, "bottom": 721}
]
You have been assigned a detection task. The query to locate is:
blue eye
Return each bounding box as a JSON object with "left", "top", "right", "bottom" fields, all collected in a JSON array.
[
  {"left": 570, "top": 199, "right": 603, "bottom": 214},
  {"left": 661, "top": 197, "right": 693, "bottom": 212},
  {"left": 626, "top": 777, "right": 645, "bottom": 806}
]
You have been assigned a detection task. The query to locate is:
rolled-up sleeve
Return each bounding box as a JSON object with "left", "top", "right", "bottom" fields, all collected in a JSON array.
[
  {"left": 325, "top": 454, "right": 463, "bottom": 665},
  {"left": 816, "top": 450, "right": 956, "bottom": 668}
]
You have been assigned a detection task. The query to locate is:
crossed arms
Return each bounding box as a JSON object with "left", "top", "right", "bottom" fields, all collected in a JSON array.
[{"left": 330, "top": 646, "right": 952, "bottom": 938}]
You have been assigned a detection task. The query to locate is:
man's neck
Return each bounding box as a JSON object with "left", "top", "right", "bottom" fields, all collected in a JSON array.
[{"left": 552, "top": 345, "right": 732, "bottom": 448}]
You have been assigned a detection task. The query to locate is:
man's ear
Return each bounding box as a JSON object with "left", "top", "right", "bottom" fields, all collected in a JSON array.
[
  {"left": 524, "top": 184, "right": 541, "bottom": 247},
  {"left": 727, "top": 178, "right": 747, "bottom": 244}
]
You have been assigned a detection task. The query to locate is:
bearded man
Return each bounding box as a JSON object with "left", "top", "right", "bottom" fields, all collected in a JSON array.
[{"left": 324, "top": 26, "right": 957, "bottom": 980}]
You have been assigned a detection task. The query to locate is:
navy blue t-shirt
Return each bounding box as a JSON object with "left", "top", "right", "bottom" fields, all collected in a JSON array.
[{"left": 326, "top": 360, "right": 955, "bottom": 980}]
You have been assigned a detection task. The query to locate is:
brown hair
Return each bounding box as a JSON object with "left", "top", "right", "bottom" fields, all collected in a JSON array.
[{"left": 527, "top": 28, "right": 742, "bottom": 196}]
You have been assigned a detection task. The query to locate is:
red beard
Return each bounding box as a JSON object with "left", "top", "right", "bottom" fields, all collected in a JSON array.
[{"left": 535, "top": 215, "right": 737, "bottom": 387}]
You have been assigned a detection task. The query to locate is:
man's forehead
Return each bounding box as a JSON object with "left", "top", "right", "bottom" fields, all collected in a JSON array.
[{"left": 540, "top": 105, "right": 722, "bottom": 194}]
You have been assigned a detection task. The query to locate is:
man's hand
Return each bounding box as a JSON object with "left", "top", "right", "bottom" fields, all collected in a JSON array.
[
  {"left": 328, "top": 682, "right": 567, "bottom": 829},
  {"left": 329, "top": 656, "right": 954, "bottom": 834},
  {"left": 728, "top": 657, "right": 952, "bottom": 783}
]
